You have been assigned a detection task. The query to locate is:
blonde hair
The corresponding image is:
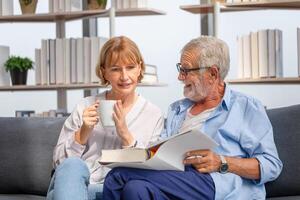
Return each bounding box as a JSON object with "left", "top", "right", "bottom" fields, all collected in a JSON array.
[{"left": 96, "top": 36, "right": 145, "bottom": 85}]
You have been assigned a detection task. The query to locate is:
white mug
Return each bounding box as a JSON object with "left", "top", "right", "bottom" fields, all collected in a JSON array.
[{"left": 98, "top": 100, "right": 117, "bottom": 127}]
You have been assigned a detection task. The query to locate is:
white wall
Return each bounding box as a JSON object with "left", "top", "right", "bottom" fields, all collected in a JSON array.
[{"left": 1, "top": 0, "right": 300, "bottom": 117}]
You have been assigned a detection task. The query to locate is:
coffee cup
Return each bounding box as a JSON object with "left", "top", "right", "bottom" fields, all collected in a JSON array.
[{"left": 98, "top": 100, "right": 116, "bottom": 127}]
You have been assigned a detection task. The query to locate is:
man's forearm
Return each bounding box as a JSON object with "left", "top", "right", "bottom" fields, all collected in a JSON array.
[{"left": 226, "top": 157, "right": 260, "bottom": 180}]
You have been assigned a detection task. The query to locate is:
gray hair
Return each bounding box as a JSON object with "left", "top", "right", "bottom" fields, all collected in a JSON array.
[{"left": 181, "top": 36, "right": 230, "bottom": 80}]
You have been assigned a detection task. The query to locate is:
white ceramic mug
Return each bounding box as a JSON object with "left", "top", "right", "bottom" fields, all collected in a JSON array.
[{"left": 98, "top": 100, "right": 117, "bottom": 127}]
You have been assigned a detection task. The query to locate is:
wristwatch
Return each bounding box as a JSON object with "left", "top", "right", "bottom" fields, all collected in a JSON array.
[{"left": 219, "top": 155, "right": 229, "bottom": 174}]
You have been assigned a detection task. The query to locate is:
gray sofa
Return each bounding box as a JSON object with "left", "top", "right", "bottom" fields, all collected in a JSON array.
[{"left": 0, "top": 105, "right": 300, "bottom": 199}]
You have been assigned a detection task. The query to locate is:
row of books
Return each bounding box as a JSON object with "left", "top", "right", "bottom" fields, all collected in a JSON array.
[
  {"left": 15, "top": 109, "right": 70, "bottom": 117},
  {"left": 49, "top": 0, "right": 82, "bottom": 13},
  {"left": 0, "top": 0, "right": 13, "bottom": 16},
  {"left": 237, "top": 29, "right": 283, "bottom": 79},
  {"left": 35, "top": 37, "right": 108, "bottom": 85},
  {"left": 115, "top": 0, "right": 147, "bottom": 9},
  {"left": 34, "top": 36, "right": 160, "bottom": 86}
]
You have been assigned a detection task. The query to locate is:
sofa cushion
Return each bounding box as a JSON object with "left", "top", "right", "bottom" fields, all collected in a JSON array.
[
  {"left": 267, "top": 196, "right": 300, "bottom": 200},
  {"left": 266, "top": 105, "right": 300, "bottom": 197},
  {"left": 0, "top": 117, "right": 65, "bottom": 196},
  {"left": 0, "top": 194, "right": 45, "bottom": 200}
]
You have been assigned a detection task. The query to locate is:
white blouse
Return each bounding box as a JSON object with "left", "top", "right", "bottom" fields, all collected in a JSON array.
[{"left": 52, "top": 91, "right": 164, "bottom": 183}]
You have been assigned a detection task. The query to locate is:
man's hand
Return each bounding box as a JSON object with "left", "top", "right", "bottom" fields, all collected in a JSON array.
[{"left": 183, "top": 149, "right": 221, "bottom": 173}]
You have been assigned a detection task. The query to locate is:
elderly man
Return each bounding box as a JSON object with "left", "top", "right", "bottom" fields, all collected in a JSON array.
[{"left": 102, "top": 36, "right": 283, "bottom": 200}]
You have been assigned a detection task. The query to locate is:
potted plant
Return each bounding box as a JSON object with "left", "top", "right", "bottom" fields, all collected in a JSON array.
[
  {"left": 19, "top": 0, "right": 38, "bottom": 14},
  {"left": 4, "top": 56, "right": 34, "bottom": 85},
  {"left": 87, "top": 0, "right": 107, "bottom": 10}
]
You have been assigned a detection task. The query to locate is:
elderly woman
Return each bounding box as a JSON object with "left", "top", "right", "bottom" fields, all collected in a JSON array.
[{"left": 46, "top": 36, "right": 164, "bottom": 200}]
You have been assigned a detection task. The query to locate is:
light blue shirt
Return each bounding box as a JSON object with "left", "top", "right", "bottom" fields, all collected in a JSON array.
[{"left": 162, "top": 85, "right": 283, "bottom": 200}]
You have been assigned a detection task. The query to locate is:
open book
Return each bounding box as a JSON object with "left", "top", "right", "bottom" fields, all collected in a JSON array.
[{"left": 99, "top": 129, "right": 218, "bottom": 171}]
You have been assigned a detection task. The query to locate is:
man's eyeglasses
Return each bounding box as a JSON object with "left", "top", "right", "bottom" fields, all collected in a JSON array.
[{"left": 176, "top": 63, "right": 210, "bottom": 76}]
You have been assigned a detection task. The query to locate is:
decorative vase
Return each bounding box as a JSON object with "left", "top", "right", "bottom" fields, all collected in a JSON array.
[
  {"left": 87, "top": 0, "right": 107, "bottom": 10},
  {"left": 19, "top": 0, "right": 38, "bottom": 14},
  {"left": 10, "top": 69, "right": 28, "bottom": 85}
]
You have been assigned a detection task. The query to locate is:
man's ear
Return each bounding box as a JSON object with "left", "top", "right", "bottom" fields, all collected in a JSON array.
[{"left": 209, "top": 65, "right": 219, "bottom": 80}]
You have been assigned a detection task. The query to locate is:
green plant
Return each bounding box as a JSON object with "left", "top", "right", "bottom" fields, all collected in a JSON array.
[
  {"left": 20, "top": 0, "right": 33, "bottom": 6},
  {"left": 97, "top": 0, "right": 107, "bottom": 5},
  {"left": 4, "top": 56, "right": 34, "bottom": 72}
]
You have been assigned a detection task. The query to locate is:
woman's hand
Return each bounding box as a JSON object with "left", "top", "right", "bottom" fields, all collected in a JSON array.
[
  {"left": 75, "top": 100, "right": 100, "bottom": 145},
  {"left": 113, "top": 100, "right": 134, "bottom": 146}
]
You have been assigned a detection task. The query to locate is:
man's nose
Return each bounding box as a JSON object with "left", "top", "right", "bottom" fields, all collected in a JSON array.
[{"left": 178, "top": 72, "right": 185, "bottom": 81}]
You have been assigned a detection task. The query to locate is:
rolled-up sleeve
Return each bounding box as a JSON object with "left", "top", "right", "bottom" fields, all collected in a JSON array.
[
  {"left": 53, "top": 101, "right": 87, "bottom": 168},
  {"left": 241, "top": 99, "right": 283, "bottom": 184}
]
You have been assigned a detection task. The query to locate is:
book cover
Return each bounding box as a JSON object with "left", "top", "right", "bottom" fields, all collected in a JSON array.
[
  {"left": 90, "top": 37, "right": 100, "bottom": 83},
  {"left": 250, "top": 32, "right": 259, "bottom": 79},
  {"left": 298, "top": 28, "right": 300, "bottom": 77},
  {"left": 267, "top": 29, "right": 276, "bottom": 78},
  {"left": 49, "top": 39, "right": 56, "bottom": 84},
  {"left": 258, "top": 30, "right": 268, "bottom": 78},
  {"left": 0, "top": 45, "right": 10, "bottom": 86},
  {"left": 242, "top": 35, "right": 252, "bottom": 78},
  {"left": 64, "top": 38, "right": 71, "bottom": 84},
  {"left": 237, "top": 36, "right": 244, "bottom": 79},
  {"left": 275, "top": 29, "right": 283, "bottom": 78},
  {"left": 83, "top": 37, "right": 91, "bottom": 84},
  {"left": 99, "top": 129, "right": 218, "bottom": 171},
  {"left": 34, "top": 48, "right": 41, "bottom": 85},
  {"left": 76, "top": 38, "right": 84, "bottom": 83},
  {"left": 2, "top": 0, "right": 13, "bottom": 16}
]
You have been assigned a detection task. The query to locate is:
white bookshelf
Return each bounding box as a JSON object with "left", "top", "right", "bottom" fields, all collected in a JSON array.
[
  {"left": 0, "top": 6, "right": 166, "bottom": 111},
  {"left": 180, "top": 0, "right": 300, "bottom": 84}
]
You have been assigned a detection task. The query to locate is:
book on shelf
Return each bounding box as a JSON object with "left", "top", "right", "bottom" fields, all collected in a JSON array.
[
  {"left": 1, "top": 0, "right": 13, "bottom": 16},
  {"left": 83, "top": 37, "right": 91, "bottom": 84},
  {"left": 70, "top": 38, "right": 77, "bottom": 83},
  {"left": 90, "top": 37, "right": 100, "bottom": 83},
  {"left": 49, "top": 39, "right": 56, "bottom": 84},
  {"left": 267, "top": 29, "right": 276, "bottom": 78},
  {"left": 76, "top": 38, "right": 84, "bottom": 83},
  {"left": 56, "top": 38, "right": 65, "bottom": 84},
  {"left": 0, "top": 45, "right": 10, "bottom": 86},
  {"left": 250, "top": 32, "right": 259, "bottom": 79},
  {"left": 275, "top": 29, "right": 283, "bottom": 78},
  {"left": 297, "top": 28, "right": 300, "bottom": 77},
  {"left": 35, "top": 48, "right": 41, "bottom": 85},
  {"left": 242, "top": 35, "right": 252, "bottom": 78},
  {"left": 258, "top": 30, "right": 268, "bottom": 78},
  {"left": 0, "top": 0, "right": 2, "bottom": 16},
  {"left": 64, "top": 38, "right": 71, "bottom": 84},
  {"left": 237, "top": 36, "right": 244, "bottom": 79},
  {"left": 99, "top": 129, "right": 218, "bottom": 171}
]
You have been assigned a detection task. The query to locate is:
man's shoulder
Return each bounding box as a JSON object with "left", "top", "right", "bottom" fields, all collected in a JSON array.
[{"left": 229, "top": 88, "right": 263, "bottom": 110}]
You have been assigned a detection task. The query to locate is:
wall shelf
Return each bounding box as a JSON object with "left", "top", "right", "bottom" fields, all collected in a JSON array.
[
  {"left": 227, "top": 77, "right": 300, "bottom": 84},
  {"left": 180, "top": 0, "right": 300, "bottom": 14},
  {"left": 0, "top": 8, "right": 166, "bottom": 23}
]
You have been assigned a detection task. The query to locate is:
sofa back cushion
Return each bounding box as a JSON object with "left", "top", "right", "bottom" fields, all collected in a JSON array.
[
  {"left": 266, "top": 105, "right": 300, "bottom": 197},
  {"left": 0, "top": 117, "right": 65, "bottom": 196}
]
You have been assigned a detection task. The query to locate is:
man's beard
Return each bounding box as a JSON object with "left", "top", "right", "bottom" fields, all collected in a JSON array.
[{"left": 183, "top": 79, "right": 211, "bottom": 102}]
